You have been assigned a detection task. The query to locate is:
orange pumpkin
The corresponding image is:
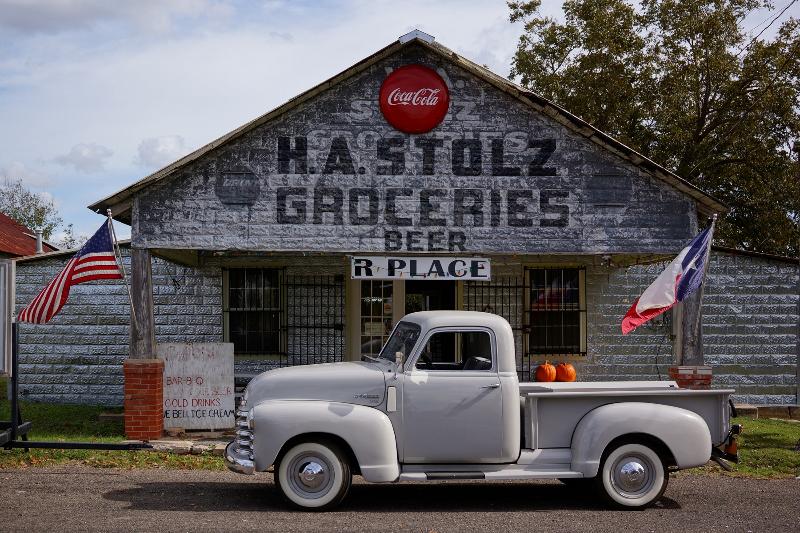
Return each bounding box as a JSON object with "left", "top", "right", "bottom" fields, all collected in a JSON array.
[
  {"left": 535, "top": 361, "right": 557, "bottom": 382},
  {"left": 556, "top": 362, "right": 577, "bottom": 382}
]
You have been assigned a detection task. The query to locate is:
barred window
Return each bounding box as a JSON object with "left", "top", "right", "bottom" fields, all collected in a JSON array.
[
  {"left": 224, "top": 269, "right": 282, "bottom": 357},
  {"left": 526, "top": 268, "right": 586, "bottom": 357}
]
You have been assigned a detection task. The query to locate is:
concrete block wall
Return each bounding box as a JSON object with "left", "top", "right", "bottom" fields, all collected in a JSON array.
[
  {"left": 581, "top": 262, "right": 676, "bottom": 382},
  {"left": 702, "top": 251, "right": 798, "bottom": 405},
  {"left": 15, "top": 248, "right": 222, "bottom": 405}
]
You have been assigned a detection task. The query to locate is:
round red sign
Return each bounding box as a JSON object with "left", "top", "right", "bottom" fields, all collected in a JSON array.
[{"left": 379, "top": 64, "right": 449, "bottom": 134}]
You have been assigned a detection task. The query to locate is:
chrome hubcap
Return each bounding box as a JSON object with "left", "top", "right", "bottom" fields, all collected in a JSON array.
[
  {"left": 286, "top": 452, "right": 334, "bottom": 499},
  {"left": 611, "top": 453, "right": 655, "bottom": 498},
  {"left": 298, "top": 461, "right": 326, "bottom": 489},
  {"left": 617, "top": 461, "right": 647, "bottom": 492}
]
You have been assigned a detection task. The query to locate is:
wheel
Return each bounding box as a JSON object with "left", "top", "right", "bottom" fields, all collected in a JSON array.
[
  {"left": 594, "top": 442, "right": 668, "bottom": 509},
  {"left": 276, "top": 440, "right": 352, "bottom": 511}
]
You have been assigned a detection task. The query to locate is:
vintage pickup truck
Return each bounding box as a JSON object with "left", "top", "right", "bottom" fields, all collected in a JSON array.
[{"left": 226, "top": 311, "right": 740, "bottom": 510}]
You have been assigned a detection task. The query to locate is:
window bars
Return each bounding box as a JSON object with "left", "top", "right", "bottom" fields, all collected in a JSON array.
[
  {"left": 464, "top": 267, "right": 587, "bottom": 382},
  {"left": 224, "top": 269, "right": 345, "bottom": 368}
]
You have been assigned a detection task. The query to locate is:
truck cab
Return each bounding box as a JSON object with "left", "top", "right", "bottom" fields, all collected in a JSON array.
[
  {"left": 380, "top": 312, "right": 520, "bottom": 464},
  {"left": 226, "top": 311, "right": 738, "bottom": 510}
]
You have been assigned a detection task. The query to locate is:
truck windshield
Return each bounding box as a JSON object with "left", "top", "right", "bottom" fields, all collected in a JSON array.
[{"left": 378, "top": 321, "right": 421, "bottom": 363}]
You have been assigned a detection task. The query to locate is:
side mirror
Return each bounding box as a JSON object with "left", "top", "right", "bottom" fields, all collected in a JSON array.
[{"left": 395, "top": 351, "right": 404, "bottom": 371}]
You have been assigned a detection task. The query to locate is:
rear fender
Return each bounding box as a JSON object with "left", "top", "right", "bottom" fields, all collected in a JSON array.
[
  {"left": 251, "top": 400, "right": 399, "bottom": 482},
  {"left": 571, "top": 402, "right": 712, "bottom": 477}
]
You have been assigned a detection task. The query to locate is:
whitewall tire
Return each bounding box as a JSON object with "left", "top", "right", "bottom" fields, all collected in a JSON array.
[
  {"left": 596, "top": 443, "right": 667, "bottom": 509},
  {"left": 276, "top": 441, "right": 351, "bottom": 511}
]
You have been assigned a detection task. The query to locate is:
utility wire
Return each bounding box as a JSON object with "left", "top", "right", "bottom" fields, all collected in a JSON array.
[{"left": 737, "top": 0, "right": 798, "bottom": 57}]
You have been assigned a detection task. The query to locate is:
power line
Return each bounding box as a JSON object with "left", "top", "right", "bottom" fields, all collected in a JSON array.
[{"left": 737, "top": 0, "right": 798, "bottom": 57}]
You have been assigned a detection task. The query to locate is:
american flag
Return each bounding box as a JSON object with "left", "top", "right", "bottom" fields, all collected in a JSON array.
[{"left": 18, "top": 220, "right": 122, "bottom": 324}]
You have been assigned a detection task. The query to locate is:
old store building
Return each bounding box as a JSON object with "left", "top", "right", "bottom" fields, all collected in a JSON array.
[{"left": 12, "top": 32, "right": 799, "bottom": 409}]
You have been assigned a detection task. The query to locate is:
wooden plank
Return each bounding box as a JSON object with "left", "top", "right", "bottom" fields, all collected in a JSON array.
[{"left": 129, "top": 248, "right": 156, "bottom": 359}]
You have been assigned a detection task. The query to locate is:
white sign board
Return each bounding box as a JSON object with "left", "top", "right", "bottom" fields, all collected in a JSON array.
[
  {"left": 351, "top": 256, "right": 490, "bottom": 281},
  {"left": 157, "top": 343, "right": 235, "bottom": 430}
]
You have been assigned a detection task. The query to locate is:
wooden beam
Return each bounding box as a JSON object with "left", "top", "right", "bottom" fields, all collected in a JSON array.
[{"left": 129, "top": 248, "right": 156, "bottom": 359}]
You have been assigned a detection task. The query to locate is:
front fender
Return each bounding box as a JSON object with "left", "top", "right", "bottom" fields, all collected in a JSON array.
[
  {"left": 571, "top": 402, "right": 712, "bottom": 477},
  {"left": 250, "top": 400, "right": 399, "bottom": 482}
]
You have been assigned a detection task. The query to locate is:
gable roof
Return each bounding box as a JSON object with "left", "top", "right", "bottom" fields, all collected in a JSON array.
[
  {"left": 0, "top": 211, "right": 58, "bottom": 257},
  {"left": 89, "top": 34, "right": 727, "bottom": 224}
]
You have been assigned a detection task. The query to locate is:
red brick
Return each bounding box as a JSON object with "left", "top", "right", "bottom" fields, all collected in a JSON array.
[{"left": 123, "top": 359, "right": 164, "bottom": 440}]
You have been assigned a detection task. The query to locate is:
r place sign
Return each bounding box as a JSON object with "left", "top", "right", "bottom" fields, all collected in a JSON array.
[{"left": 352, "top": 256, "right": 490, "bottom": 281}]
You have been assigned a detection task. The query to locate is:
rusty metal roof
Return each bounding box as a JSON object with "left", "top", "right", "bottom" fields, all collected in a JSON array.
[
  {"left": 0, "top": 211, "right": 58, "bottom": 257},
  {"left": 88, "top": 35, "right": 727, "bottom": 224}
]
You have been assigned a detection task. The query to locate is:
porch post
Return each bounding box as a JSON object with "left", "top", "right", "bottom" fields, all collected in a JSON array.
[
  {"left": 670, "top": 274, "right": 712, "bottom": 389},
  {"left": 680, "top": 290, "right": 703, "bottom": 366},
  {"left": 123, "top": 247, "right": 163, "bottom": 440}
]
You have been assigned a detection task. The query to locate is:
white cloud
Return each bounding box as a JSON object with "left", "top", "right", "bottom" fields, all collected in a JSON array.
[
  {"left": 0, "top": 0, "right": 233, "bottom": 34},
  {"left": 53, "top": 143, "right": 114, "bottom": 173},
  {"left": 0, "top": 161, "right": 51, "bottom": 187},
  {"left": 135, "top": 135, "right": 190, "bottom": 169}
]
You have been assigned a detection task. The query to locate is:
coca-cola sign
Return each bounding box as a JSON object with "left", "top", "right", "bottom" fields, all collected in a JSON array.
[{"left": 379, "top": 64, "right": 449, "bottom": 134}]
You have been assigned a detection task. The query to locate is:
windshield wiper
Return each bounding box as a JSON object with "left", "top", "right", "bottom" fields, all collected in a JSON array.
[{"left": 360, "top": 355, "right": 382, "bottom": 363}]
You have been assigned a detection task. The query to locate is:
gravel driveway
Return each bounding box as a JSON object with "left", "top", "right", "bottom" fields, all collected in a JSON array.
[{"left": 1, "top": 466, "right": 797, "bottom": 532}]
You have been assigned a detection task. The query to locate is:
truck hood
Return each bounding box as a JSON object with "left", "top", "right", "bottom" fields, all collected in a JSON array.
[{"left": 245, "top": 361, "right": 389, "bottom": 408}]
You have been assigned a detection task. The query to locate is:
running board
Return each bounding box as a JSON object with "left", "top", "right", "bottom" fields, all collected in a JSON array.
[
  {"left": 425, "top": 472, "right": 486, "bottom": 480},
  {"left": 399, "top": 467, "right": 583, "bottom": 482}
]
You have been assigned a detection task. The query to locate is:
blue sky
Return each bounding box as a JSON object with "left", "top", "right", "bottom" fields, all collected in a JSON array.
[{"left": 0, "top": 0, "right": 796, "bottom": 243}]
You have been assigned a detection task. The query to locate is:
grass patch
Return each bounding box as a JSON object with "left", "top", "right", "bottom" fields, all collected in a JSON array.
[
  {"left": 687, "top": 416, "right": 800, "bottom": 479},
  {"left": 0, "top": 377, "right": 224, "bottom": 470}
]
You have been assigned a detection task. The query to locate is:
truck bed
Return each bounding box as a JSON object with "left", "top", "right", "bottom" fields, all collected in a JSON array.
[{"left": 519, "top": 380, "right": 734, "bottom": 449}]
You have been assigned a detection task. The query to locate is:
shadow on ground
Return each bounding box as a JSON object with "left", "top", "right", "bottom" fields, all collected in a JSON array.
[{"left": 102, "top": 479, "right": 681, "bottom": 513}]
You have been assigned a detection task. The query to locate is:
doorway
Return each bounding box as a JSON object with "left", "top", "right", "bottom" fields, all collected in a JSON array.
[
  {"left": 348, "top": 278, "right": 459, "bottom": 360},
  {"left": 404, "top": 280, "right": 456, "bottom": 313}
]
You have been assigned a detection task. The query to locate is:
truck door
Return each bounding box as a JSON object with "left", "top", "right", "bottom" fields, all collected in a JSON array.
[{"left": 402, "top": 327, "right": 505, "bottom": 463}]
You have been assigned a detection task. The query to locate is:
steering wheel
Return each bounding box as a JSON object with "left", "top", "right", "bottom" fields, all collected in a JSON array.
[{"left": 418, "top": 352, "right": 433, "bottom": 370}]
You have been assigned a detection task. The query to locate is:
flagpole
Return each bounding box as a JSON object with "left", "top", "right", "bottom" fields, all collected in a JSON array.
[
  {"left": 107, "top": 210, "right": 139, "bottom": 333},
  {"left": 690, "top": 214, "right": 718, "bottom": 355}
]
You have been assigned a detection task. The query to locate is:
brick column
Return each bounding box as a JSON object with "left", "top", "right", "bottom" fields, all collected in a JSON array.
[
  {"left": 125, "top": 247, "right": 162, "bottom": 440},
  {"left": 669, "top": 365, "right": 712, "bottom": 389},
  {"left": 123, "top": 359, "right": 164, "bottom": 440}
]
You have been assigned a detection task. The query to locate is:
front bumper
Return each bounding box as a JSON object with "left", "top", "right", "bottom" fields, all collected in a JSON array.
[
  {"left": 225, "top": 442, "right": 255, "bottom": 475},
  {"left": 224, "top": 408, "right": 255, "bottom": 475}
]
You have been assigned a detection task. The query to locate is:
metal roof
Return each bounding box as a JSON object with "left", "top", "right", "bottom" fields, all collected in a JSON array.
[
  {"left": 0, "top": 212, "right": 58, "bottom": 257},
  {"left": 88, "top": 34, "right": 727, "bottom": 224}
]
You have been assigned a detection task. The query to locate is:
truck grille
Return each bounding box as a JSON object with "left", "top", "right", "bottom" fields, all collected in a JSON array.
[
  {"left": 233, "top": 410, "right": 254, "bottom": 459},
  {"left": 224, "top": 409, "right": 256, "bottom": 474}
]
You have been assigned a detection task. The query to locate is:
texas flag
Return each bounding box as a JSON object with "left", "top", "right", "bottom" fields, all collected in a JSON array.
[{"left": 622, "top": 224, "right": 715, "bottom": 335}]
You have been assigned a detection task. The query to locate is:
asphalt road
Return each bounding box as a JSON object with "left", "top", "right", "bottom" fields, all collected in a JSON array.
[{"left": 1, "top": 466, "right": 798, "bottom": 532}]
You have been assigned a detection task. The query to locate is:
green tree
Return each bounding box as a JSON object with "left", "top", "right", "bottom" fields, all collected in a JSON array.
[
  {"left": 0, "top": 177, "right": 63, "bottom": 241},
  {"left": 509, "top": 0, "right": 800, "bottom": 255},
  {"left": 57, "top": 223, "right": 88, "bottom": 250}
]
